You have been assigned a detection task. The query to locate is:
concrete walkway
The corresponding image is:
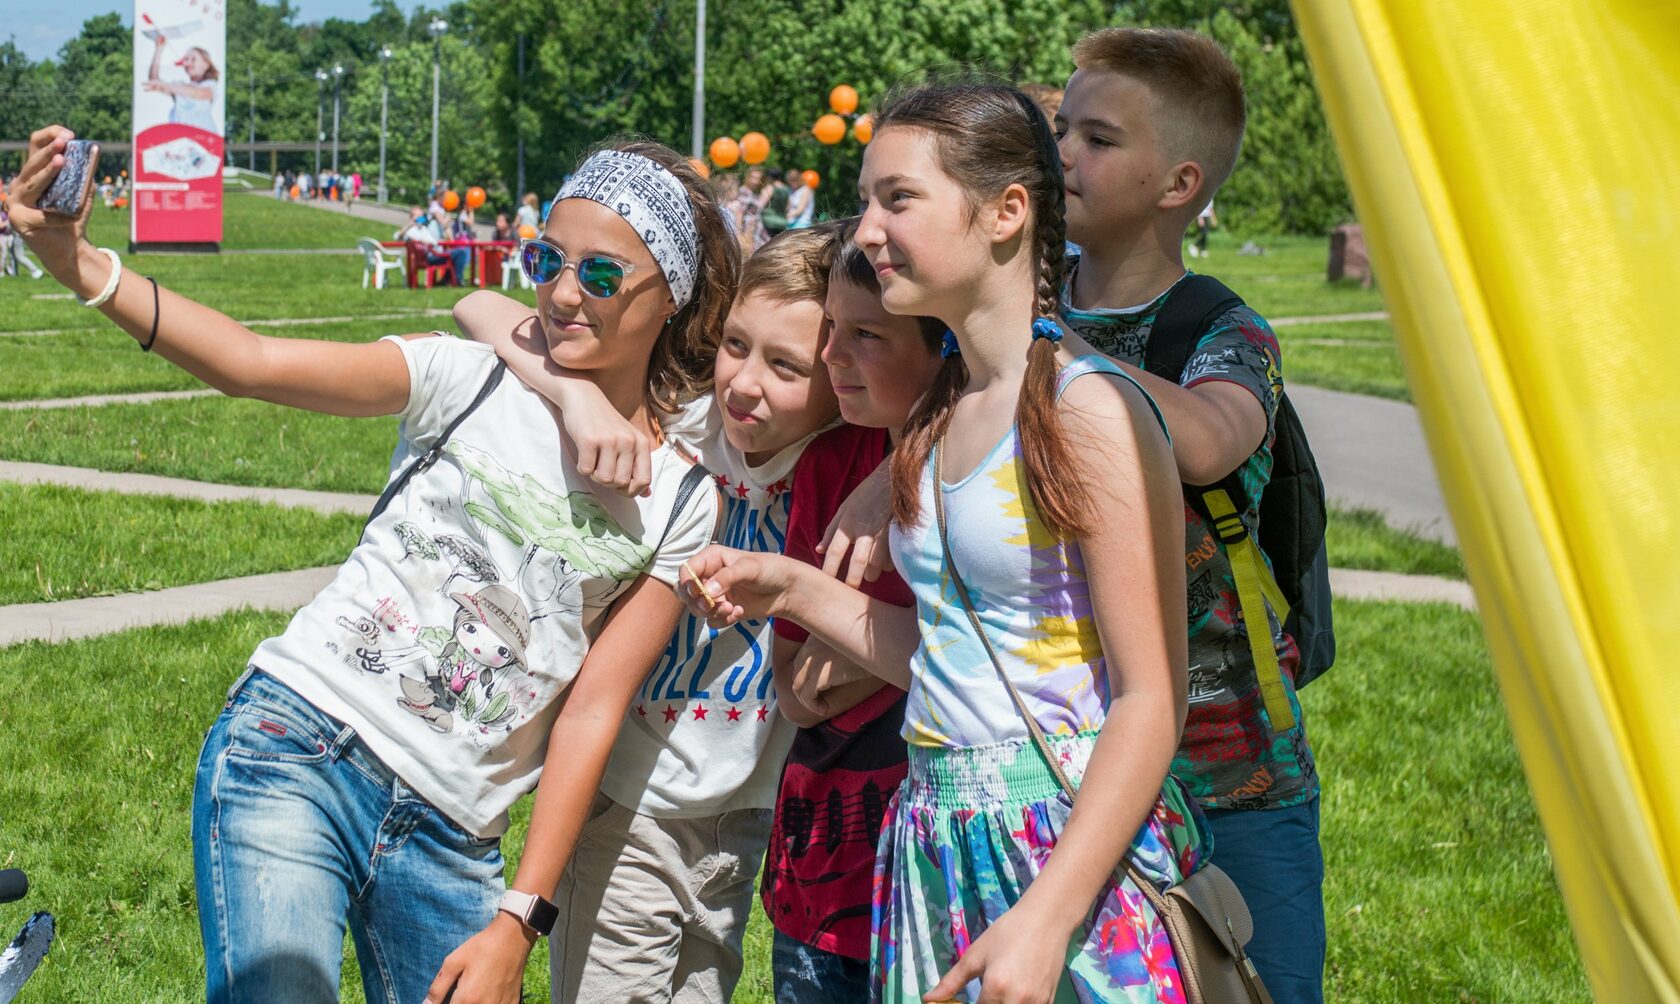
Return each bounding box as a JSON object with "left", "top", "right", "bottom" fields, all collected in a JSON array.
[
  {"left": 247, "top": 190, "right": 497, "bottom": 240},
  {"left": 1270, "top": 310, "right": 1390, "bottom": 327},
  {"left": 0, "top": 567, "right": 339, "bottom": 647},
  {"left": 0, "top": 461, "right": 377, "bottom": 514},
  {"left": 0, "top": 389, "right": 220, "bottom": 411},
  {"left": 1291, "top": 384, "right": 1456, "bottom": 545},
  {"left": 0, "top": 562, "right": 1473, "bottom": 647}
]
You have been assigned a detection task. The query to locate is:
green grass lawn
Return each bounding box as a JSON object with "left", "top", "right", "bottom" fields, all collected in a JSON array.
[
  {"left": 0, "top": 483, "right": 363, "bottom": 604},
  {"left": 1327, "top": 506, "right": 1465, "bottom": 579},
  {"left": 0, "top": 599, "right": 1587, "bottom": 1002},
  {"left": 1188, "top": 231, "right": 1387, "bottom": 320},
  {"left": 0, "top": 397, "right": 397, "bottom": 493}
]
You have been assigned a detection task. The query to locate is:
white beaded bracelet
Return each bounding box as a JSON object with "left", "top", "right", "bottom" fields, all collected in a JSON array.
[{"left": 77, "top": 247, "right": 123, "bottom": 308}]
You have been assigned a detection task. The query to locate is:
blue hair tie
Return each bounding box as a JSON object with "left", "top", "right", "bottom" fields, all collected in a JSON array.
[
  {"left": 1031, "top": 317, "right": 1064, "bottom": 343},
  {"left": 941, "top": 330, "right": 961, "bottom": 358}
]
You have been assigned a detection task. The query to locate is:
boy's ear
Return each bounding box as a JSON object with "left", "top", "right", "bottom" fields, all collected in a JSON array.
[
  {"left": 1159, "top": 160, "right": 1205, "bottom": 213},
  {"left": 990, "top": 182, "right": 1032, "bottom": 244}
]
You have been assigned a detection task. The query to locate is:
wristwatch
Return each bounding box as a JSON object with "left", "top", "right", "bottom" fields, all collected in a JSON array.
[{"left": 498, "top": 889, "right": 560, "bottom": 937}]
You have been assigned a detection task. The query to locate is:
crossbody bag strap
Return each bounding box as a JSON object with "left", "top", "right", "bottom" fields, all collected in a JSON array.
[
  {"left": 364, "top": 356, "right": 507, "bottom": 531},
  {"left": 933, "top": 441, "right": 1180, "bottom": 912},
  {"left": 655, "top": 462, "right": 716, "bottom": 552}
]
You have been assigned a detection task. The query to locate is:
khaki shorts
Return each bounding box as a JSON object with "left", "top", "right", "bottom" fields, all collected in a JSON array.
[{"left": 550, "top": 791, "right": 773, "bottom": 1004}]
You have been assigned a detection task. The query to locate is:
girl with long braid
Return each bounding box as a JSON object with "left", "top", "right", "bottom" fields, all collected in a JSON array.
[{"left": 680, "top": 80, "right": 1211, "bottom": 1003}]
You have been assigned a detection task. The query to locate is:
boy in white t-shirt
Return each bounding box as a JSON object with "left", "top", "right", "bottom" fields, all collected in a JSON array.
[{"left": 455, "top": 223, "right": 843, "bottom": 1002}]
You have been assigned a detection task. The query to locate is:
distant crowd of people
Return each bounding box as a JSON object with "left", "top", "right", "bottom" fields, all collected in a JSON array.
[{"left": 273, "top": 167, "right": 362, "bottom": 206}]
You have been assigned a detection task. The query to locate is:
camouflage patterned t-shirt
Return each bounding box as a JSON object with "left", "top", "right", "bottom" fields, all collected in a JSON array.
[{"left": 1061, "top": 269, "right": 1318, "bottom": 811}]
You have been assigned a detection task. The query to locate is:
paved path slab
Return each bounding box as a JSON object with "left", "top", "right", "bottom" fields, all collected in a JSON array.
[
  {"left": 0, "top": 567, "right": 338, "bottom": 646},
  {"left": 1270, "top": 311, "right": 1390, "bottom": 327},
  {"left": 1330, "top": 567, "right": 1474, "bottom": 610},
  {"left": 0, "top": 389, "right": 222, "bottom": 410},
  {"left": 1290, "top": 384, "right": 1457, "bottom": 545},
  {"left": 0, "top": 563, "right": 1473, "bottom": 648},
  {"left": 0, "top": 461, "right": 377, "bottom": 514}
]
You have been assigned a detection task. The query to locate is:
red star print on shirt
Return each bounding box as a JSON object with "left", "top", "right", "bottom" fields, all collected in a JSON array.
[
  {"left": 636, "top": 704, "right": 647, "bottom": 717},
  {"left": 662, "top": 706, "right": 679, "bottom": 723},
  {"left": 766, "top": 478, "right": 791, "bottom": 496},
  {"left": 692, "top": 705, "right": 709, "bottom": 721},
  {"left": 734, "top": 481, "right": 750, "bottom": 499},
  {"left": 714, "top": 473, "right": 732, "bottom": 491},
  {"left": 726, "top": 706, "right": 743, "bottom": 722},
  {"left": 756, "top": 706, "right": 770, "bottom": 721}
]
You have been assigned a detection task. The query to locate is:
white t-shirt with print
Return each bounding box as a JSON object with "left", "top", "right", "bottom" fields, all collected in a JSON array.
[
  {"left": 597, "top": 401, "right": 815, "bottom": 817},
  {"left": 252, "top": 336, "right": 718, "bottom": 838}
]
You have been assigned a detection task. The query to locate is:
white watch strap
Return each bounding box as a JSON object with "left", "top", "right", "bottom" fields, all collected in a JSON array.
[
  {"left": 78, "top": 247, "right": 123, "bottom": 308},
  {"left": 498, "top": 888, "right": 536, "bottom": 924}
]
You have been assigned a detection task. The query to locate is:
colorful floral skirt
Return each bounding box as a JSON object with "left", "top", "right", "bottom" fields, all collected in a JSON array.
[{"left": 870, "top": 732, "right": 1211, "bottom": 1003}]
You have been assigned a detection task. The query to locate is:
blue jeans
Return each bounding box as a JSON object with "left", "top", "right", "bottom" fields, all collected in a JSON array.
[
  {"left": 1203, "top": 796, "right": 1326, "bottom": 1004},
  {"left": 192, "top": 669, "right": 505, "bottom": 1004},
  {"left": 772, "top": 928, "right": 869, "bottom": 1004}
]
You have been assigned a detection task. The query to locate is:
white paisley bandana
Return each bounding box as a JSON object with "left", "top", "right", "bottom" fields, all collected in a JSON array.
[{"left": 555, "top": 150, "right": 702, "bottom": 308}]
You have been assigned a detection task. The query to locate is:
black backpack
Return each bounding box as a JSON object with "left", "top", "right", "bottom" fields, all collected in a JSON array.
[{"left": 1143, "top": 275, "right": 1337, "bottom": 698}]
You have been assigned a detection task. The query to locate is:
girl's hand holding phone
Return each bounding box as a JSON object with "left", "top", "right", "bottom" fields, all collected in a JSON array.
[{"left": 9, "top": 126, "right": 99, "bottom": 271}]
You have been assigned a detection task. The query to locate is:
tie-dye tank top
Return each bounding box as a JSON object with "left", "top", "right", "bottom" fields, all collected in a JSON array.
[{"left": 888, "top": 354, "right": 1169, "bottom": 749}]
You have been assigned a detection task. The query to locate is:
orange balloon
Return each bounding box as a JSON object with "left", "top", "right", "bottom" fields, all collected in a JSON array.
[
  {"left": 853, "top": 114, "right": 874, "bottom": 144},
  {"left": 710, "top": 136, "right": 741, "bottom": 169},
  {"left": 688, "top": 157, "right": 710, "bottom": 180},
  {"left": 290, "top": 184, "right": 300, "bottom": 198},
  {"left": 466, "top": 186, "right": 486, "bottom": 209},
  {"left": 812, "top": 114, "right": 846, "bottom": 145},
  {"left": 829, "top": 84, "right": 859, "bottom": 116},
  {"left": 802, "top": 169, "right": 820, "bottom": 190},
  {"left": 740, "top": 132, "right": 771, "bottom": 165},
  {"left": 441, "top": 190, "right": 461, "bottom": 212},
  {"left": 517, "top": 223, "right": 538, "bottom": 240},
  {"left": 114, "top": 197, "right": 128, "bottom": 208}
]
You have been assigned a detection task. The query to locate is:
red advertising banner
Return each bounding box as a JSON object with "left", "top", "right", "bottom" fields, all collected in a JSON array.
[{"left": 132, "top": 0, "right": 226, "bottom": 249}]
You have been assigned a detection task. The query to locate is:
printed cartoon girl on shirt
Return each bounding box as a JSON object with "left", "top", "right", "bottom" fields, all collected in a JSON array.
[
  {"left": 144, "top": 38, "right": 221, "bottom": 134},
  {"left": 358, "top": 584, "right": 531, "bottom": 736}
]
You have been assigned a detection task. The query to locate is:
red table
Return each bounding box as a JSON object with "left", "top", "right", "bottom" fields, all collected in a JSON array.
[{"left": 382, "top": 240, "right": 516, "bottom": 289}]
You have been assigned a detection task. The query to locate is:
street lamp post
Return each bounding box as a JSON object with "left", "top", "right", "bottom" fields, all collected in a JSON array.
[
  {"left": 331, "top": 64, "right": 344, "bottom": 175},
  {"left": 429, "top": 17, "right": 448, "bottom": 192},
  {"left": 314, "top": 68, "right": 328, "bottom": 180},
  {"left": 691, "top": 0, "right": 706, "bottom": 159},
  {"left": 379, "top": 46, "right": 393, "bottom": 205},
  {"left": 247, "top": 66, "right": 256, "bottom": 172}
]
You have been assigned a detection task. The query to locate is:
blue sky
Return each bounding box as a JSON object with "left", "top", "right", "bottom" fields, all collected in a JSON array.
[{"left": 10, "top": 0, "right": 431, "bottom": 61}]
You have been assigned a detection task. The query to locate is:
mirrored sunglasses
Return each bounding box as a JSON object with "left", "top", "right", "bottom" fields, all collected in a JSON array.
[{"left": 519, "top": 239, "right": 641, "bottom": 298}]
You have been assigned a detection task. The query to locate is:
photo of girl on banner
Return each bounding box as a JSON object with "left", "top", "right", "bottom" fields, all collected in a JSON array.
[{"left": 131, "top": 0, "right": 226, "bottom": 247}]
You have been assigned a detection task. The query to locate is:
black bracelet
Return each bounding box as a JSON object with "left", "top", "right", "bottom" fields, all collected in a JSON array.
[{"left": 140, "top": 276, "right": 159, "bottom": 352}]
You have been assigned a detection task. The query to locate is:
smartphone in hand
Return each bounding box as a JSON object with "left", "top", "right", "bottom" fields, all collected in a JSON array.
[{"left": 39, "top": 140, "right": 99, "bottom": 217}]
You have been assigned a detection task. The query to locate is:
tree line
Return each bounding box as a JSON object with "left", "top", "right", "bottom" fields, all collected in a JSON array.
[{"left": 1, "top": 0, "right": 1351, "bottom": 233}]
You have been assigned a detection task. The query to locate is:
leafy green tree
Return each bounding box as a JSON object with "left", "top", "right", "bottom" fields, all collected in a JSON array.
[{"left": 57, "top": 14, "right": 132, "bottom": 150}]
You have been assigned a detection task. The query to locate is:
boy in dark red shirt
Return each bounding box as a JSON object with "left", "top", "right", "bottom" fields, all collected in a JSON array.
[{"left": 762, "top": 226, "right": 947, "bottom": 1002}]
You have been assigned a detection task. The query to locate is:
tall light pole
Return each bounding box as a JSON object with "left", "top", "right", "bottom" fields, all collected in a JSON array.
[
  {"left": 331, "top": 63, "right": 344, "bottom": 174},
  {"left": 429, "top": 17, "right": 448, "bottom": 191},
  {"left": 247, "top": 65, "right": 256, "bottom": 171},
  {"left": 691, "top": 0, "right": 706, "bottom": 159},
  {"left": 378, "top": 46, "right": 393, "bottom": 204},
  {"left": 515, "top": 32, "right": 526, "bottom": 201},
  {"left": 314, "top": 68, "right": 328, "bottom": 180}
]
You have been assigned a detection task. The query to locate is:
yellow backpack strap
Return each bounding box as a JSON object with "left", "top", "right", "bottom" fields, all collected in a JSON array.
[{"left": 1202, "top": 488, "right": 1296, "bottom": 732}]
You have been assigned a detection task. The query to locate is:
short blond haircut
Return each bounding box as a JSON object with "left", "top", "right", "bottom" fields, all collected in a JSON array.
[
  {"left": 736, "top": 220, "right": 843, "bottom": 305},
  {"left": 1072, "top": 27, "right": 1246, "bottom": 199}
]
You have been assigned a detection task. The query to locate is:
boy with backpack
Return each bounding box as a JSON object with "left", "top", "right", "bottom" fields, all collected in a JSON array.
[{"left": 1056, "top": 27, "right": 1333, "bottom": 1003}]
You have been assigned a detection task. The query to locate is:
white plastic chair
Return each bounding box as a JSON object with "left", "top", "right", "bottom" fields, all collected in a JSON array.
[
  {"left": 502, "top": 240, "right": 535, "bottom": 291},
  {"left": 358, "top": 237, "right": 405, "bottom": 290}
]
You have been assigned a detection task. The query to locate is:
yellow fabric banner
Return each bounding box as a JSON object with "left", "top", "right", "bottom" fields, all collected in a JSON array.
[{"left": 1291, "top": 2, "right": 1680, "bottom": 998}]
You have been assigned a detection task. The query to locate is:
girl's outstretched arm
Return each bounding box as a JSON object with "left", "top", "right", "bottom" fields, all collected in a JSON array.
[
  {"left": 425, "top": 571, "right": 684, "bottom": 1004},
  {"left": 925, "top": 370, "right": 1188, "bottom": 1003},
  {"left": 10, "top": 126, "right": 411, "bottom": 417}
]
